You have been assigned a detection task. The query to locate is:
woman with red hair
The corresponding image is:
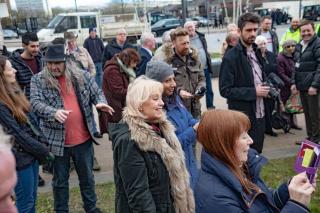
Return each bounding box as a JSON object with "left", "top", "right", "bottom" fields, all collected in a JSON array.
[{"left": 194, "top": 109, "right": 316, "bottom": 213}]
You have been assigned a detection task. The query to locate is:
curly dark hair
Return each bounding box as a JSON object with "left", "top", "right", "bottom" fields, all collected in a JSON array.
[{"left": 238, "top": 12, "right": 260, "bottom": 31}]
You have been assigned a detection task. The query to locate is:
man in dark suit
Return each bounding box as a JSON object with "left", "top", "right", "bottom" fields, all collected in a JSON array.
[{"left": 136, "top": 32, "right": 156, "bottom": 77}]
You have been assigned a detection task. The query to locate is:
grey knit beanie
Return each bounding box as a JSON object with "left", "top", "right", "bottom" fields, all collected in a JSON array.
[{"left": 145, "top": 61, "right": 175, "bottom": 82}]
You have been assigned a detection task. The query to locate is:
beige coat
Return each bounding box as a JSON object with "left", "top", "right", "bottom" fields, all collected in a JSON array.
[
  {"left": 165, "top": 47, "right": 205, "bottom": 118},
  {"left": 73, "top": 46, "right": 96, "bottom": 76}
]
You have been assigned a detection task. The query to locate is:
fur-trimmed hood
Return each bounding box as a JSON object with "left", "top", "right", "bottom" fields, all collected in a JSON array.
[
  {"left": 121, "top": 108, "right": 195, "bottom": 213},
  {"left": 165, "top": 46, "right": 200, "bottom": 65}
]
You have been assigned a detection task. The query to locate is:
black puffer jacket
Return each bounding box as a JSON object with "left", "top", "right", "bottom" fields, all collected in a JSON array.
[
  {"left": 9, "top": 49, "right": 43, "bottom": 99},
  {"left": 293, "top": 35, "right": 320, "bottom": 91},
  {"left": 101, "top": 39, "right": 134, "bottom": 68},
  {"left": 0, "top": 102, "right": 49, "bottom": 170}
]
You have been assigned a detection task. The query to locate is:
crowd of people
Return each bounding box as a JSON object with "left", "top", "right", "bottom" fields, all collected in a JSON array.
[{"left": 0, "top": 11, "right": 319, "bottom": 213}]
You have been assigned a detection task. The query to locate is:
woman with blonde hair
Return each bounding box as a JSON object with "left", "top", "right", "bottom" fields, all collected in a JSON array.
[
  {"left": 195, "top": 109, "right": 316, "bottom": 212},
  {"left": 109, "top": 76, "right": 194, "bottom": 213}
]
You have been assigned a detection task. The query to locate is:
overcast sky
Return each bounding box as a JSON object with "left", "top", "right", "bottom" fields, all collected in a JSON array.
[
  {"left": 9, "top": 0, "right": 109, "bottom": 9},
  {"left": 48, "top": 0, "right": 108, "bottom": 8}
]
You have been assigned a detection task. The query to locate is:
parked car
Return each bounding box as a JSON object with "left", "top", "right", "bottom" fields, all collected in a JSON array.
[
  {"left": 151, "top": 18, "right": 181, "bottom": 37},
  {"left": 303, "top": 4, "right": 320, "bottom": 21},
  {"left": 192, "top": 16, "right": 212, "bottom": 27},
  {"left": 148, "top": 12, "right": 175, "bottom": 25},
  {"left": 254, "top": 7, "right": 292, "bottom": 25},
  {"left": 3, "top": 29, "right": 19, "bottom": 39}
]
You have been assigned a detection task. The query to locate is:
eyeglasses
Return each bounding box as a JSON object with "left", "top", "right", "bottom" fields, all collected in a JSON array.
[{"left": 285, "top": 45, "right": 295, "bottom": 48}]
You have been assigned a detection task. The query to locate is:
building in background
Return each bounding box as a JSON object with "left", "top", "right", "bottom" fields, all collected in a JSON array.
[{"left": 14, "top": 0, "right": 52, "bottom": 17}]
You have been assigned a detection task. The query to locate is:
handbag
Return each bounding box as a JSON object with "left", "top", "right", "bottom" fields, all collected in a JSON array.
[{"left": 285, "top": 93, "right": 304, "bottom": 114}]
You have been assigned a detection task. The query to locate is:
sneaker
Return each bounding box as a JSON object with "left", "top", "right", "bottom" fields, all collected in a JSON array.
[
  {"left": 93, "top": 132, "right": 103, "bottom": 138},
  {"left": 38, "top": 175, "right": 45, "bottom": 187},
  {"left": 93, "top": 157, "right": 101, "bottom": 171}
]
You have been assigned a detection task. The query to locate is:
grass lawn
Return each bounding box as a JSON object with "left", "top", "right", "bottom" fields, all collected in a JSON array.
[
  {"left": 211, "top": 52, "right": 221, "bottom": 59},
  {"left": 37, "top": 157, "right": 319, "bottom": 212}
]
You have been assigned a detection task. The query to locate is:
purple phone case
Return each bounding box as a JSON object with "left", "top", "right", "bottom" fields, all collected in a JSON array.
[{"left": 294, "top": 139, "right": 320, "bottom": 183}]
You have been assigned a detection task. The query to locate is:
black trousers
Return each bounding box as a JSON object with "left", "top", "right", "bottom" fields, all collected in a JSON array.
[
  {"left": 264, "top": 99, "right": 275, "bottom": 133},
  {"left": 300, "top": 91, "right": 320, "bottom": 143},
  {"left": 249, "top": 117, "right": 266, "bottom": 153}
]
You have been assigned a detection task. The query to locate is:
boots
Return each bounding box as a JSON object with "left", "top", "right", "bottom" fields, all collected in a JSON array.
[{"left": 93, "top": 157, "right": 101, "bottom": 171}]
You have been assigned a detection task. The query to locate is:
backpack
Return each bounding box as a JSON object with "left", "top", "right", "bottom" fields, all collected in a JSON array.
[{"left": 271, "top": 111, "right": 291, "bottom": 133}]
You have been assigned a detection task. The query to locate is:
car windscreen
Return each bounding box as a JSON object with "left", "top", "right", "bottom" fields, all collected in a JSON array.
[
  {"left": 152, "top": 20, "right": 167, "bottom": 28},
  {"left": 47, "top": 15, "right": 64, "bottom": 29}
]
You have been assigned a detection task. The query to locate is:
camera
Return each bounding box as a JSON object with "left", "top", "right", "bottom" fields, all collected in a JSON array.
[
  {"left": 194, "top": 87, "right": 206, "bottom": 97},
  {"left": 263, "top": 73, "right": 284, "bottom": 100}
]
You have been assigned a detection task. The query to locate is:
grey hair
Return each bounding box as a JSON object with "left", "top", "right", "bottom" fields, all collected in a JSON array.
[
  {"left": 117, "top": 28, "right": 127, "bottom": 35},
  {"left": 162, "top": 29, "right": 175, "bottom": 43},
  {"left": 282, "top": 39, "right": 297, "bottom": 48},
  {"left": 43, "top": 58, "right": 84, "bottom": 92},
  {"left": 140, "top": 32, "right": 155, "bottom": 46},
  {"left": 255, "top": 35, "right": 267, "bottom": 45},
  {"left": 184, "top": 21, "right": 195, "bottom": 28}
]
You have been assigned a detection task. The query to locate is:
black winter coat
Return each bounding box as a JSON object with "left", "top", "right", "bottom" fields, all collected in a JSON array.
[
  {"left": 0, "top": 102, "right": 49, "bottom": 170},
  {"left": 83, "top": 36, "right": 105, "bottom": 63},
  {"left": 101, "top": 39, "right": 134, "bottom": 67},
  {"left": 293, "top": 35, "right": 320, "bottom": 91},
  {"left": 109, "top": 122, "right": 175, "bottom": 213},
  {"left": 219, "top": 42, "right": 266, "bottom": 120},
  {"left": 9, "top": 49, "right": 42, "bottom": 99}
]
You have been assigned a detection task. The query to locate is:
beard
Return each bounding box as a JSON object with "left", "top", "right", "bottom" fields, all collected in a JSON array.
[{"left": 242, "top": 36, "right": 256, "bottom": 46}]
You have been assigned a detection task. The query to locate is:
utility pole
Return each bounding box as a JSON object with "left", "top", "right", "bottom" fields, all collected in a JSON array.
[
  {"left": 181, "top": 0, "right": 187, "bottom": 25},
  {"left": 299, "top": 0, "right": 302, "bottom": 18},
  {"left": 74, "top": 0, "right": 78, "bottom": 12}
]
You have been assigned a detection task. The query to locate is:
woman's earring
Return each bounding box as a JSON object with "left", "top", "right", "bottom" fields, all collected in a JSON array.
[{"left": 138, "top": 107, "right": 143, "bottom": 112}]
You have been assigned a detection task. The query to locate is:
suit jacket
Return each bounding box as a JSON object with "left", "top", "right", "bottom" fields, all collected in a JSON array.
[{"left": 136, "top": 47, "right": 152, "bottom": 77}]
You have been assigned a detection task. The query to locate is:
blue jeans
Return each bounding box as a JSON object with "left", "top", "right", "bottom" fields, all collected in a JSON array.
[
  {"left": 52, "top": 140, "right": 97, "bottom": 212},
  {"left": 204, "top": 68, "right": 214, "bottom": 108},
  {"left": 15, "top": 160, "right": 39, "bottom": 213},
  {"left": 94, "top": 62, "right": 103, "bottom": 89}
]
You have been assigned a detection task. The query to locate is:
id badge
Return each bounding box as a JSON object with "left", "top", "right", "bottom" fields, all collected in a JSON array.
[{"left": 295, "top": 62, "right": 300, "bottom": 68}]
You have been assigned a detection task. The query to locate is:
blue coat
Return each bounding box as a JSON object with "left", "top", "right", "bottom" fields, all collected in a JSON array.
[
  {"left": 195, "top": 149, "right": 310, "bottom": 213},
  {"left": 136, "top": 47, "right": 152, "bottom": 77},
  {"left": 165, "top": 95, "right": 199, "bottom": 189}
]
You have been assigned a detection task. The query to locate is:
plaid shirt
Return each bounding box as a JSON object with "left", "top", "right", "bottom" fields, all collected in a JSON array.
[{"left": 30, "top": 71, "right": 107, "bottom": 156}]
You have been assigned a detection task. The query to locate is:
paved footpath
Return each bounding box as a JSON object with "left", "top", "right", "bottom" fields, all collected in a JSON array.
[{"left": 38, "top": 78, "right": 306, "bottom": 193}]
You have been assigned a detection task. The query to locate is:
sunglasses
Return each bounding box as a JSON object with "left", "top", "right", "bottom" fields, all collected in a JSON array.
[{"left": 285, "top": 45, "right": 295, "bottom": 48}]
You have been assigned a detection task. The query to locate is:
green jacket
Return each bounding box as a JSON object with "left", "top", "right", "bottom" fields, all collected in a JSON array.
[
  {"left": 279, "top": 28, "right": 301, "bottom": 52},
  {"left": 316, "top": 24, "right": 320, "bottom": 37}
]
